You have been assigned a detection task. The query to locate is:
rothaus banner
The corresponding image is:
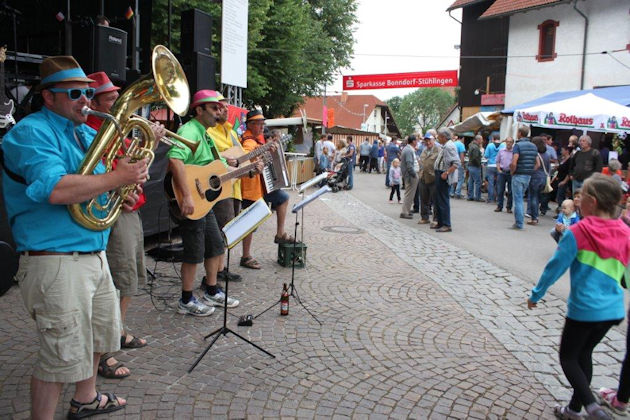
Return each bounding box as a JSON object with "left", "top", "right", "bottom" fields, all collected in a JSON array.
[
  {"left": 342, "top": 70, "right": 458, "bottom": 90},
  {"left": 514, "top": 93, "right": 630, "bottom": 134}
]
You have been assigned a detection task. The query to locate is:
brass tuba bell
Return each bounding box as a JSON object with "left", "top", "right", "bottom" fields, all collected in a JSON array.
[{"left": 68, "top": 45, "right": 190, "bottom": 231}]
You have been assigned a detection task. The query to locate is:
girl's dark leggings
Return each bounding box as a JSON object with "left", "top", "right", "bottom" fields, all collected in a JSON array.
[
  {"left": 390, "top": 185, "right": 400, "bottom": 201},
  {"left": 560, "top": 317, "right": 620, "bottom": 412},
  {"left": 616, "top": 309, "right": 630, "bottom": 403}
]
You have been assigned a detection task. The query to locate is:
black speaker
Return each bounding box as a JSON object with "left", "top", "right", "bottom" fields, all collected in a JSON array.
[
  {"left": 72, "top": 23, "right": 127, "bottom": 83},
  {"left": 95, "top": 26, "right": 127, "bottom": 83},
  {"left": 180, "top": 52, "right": 217, "bottom": 95},
  {"left": 181, "top": 9, "right": 213, "bottom": 55}
]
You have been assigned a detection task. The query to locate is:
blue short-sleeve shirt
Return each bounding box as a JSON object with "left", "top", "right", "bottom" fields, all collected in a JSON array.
[{"left": 1, "top": 107, "right": 110, "bottom": 251}]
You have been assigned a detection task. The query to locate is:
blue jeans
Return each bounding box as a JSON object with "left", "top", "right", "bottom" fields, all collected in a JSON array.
[
  {"left": 486, "top": 166, "right": 498, "bottom": 202},
  {"left": 511, "top": 174, "right": 531, "bottom": 228},
  {"left": 347, "top": 161, "right": 354, "bottom": 189},
  {"left": 385, "top": 160, "right": 394, "bottom": 186},
  {"left": 467, "top": 166, "right": 482, "bottom": 200},
  {"left": 449, "top": 165, "right": 465, "bottom": 197},
  {"left": 527, "top": 176, "right": 545, "bottom": 221},
  {"left": 556, "top": 182, "right": 569, "bottom": 205},
  {"left": 434, "top": 170, "right": 451, "bottom": 227},
  {"left": 496, "top": 171, "right": 512, "bottom": 210},
  {"left": 572, "top": 179, "right": 584, "bottom": 193}
]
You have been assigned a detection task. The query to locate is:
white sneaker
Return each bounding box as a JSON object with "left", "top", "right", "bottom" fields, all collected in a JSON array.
[
  {"left": 598, "top": 388, "right": 628, "bottom": 416},
  {"left": 177, "top": 296, "right": 215, "bottom": 317},
  {"left": 203, "top": 287, "right": 239, "bottom": 308}
]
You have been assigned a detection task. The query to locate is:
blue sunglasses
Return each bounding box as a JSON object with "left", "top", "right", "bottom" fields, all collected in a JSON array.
[{"left": 48, "top": 87, "right": 96, "bottom": 101}]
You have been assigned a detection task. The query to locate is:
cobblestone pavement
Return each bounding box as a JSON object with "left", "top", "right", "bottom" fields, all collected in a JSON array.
[{"left": 2, "top": 181, "right": 624, "bottom": 418}]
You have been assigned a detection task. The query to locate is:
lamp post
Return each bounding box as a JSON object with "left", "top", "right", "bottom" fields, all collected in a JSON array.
[{"left": 362, "top": 104, "right": 368, "bottom": 130}]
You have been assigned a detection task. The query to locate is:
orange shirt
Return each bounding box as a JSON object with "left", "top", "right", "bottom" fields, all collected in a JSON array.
[
  {"left": 602, "top": 167, "right": 622, "bottom": 177},
  {"left": 239, "top": 129, "right": 265, "bottom": 201}
]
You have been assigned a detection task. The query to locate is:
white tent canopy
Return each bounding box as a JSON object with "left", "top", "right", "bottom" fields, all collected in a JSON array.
[
  {"left": 513, "top": 93, "right": 630, "bottom": 134},
  {"left": 450, "top": 111, "right": 501, "bottom": 134}
]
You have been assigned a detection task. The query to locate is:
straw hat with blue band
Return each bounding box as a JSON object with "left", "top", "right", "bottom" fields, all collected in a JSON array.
[{"left": 36, "top": 56, "right": 94, "bottom": 91}]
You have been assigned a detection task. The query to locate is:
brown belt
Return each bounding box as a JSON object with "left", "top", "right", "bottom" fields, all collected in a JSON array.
[{"left": 21, "top": 251, "right": 99, "bottom": 256}]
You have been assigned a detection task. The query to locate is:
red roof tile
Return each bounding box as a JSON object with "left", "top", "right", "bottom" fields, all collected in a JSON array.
[
  {"left": 293, "top": 94, "right": 387, "bottom": 130},
  {"left": 480, "top": 0, "right": 566, "bottom": 18},
  {"left": 447, "top": 0, "right": 488, "bottom": 11}
]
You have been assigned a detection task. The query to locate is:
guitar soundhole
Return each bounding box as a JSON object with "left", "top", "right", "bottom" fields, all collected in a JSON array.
[
  {"left": 208, "top": 176, "right": 221, "bottom": 191},
  {"left": 205, "top": 187, "right": 221, "bottom": 203}
]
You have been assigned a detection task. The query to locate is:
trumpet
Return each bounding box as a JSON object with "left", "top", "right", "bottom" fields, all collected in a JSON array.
[{"left": 129, "top": 114, "right": 199, "bottom": 153}]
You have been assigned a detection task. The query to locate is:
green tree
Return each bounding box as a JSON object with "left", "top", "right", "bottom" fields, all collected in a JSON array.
[
  {"left": 395, "top": 88, "right": 455, "bottom": 135},
  {"left": 150, "top": 0, "right": 357, "bottom": 117},
  {"left": 386, "top": 96, "right": 403, "bottom": 118}
]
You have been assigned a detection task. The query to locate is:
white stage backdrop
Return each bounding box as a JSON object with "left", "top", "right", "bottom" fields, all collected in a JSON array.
[{"left": 221, "top": 0, "right": 248, "bottom": 88}]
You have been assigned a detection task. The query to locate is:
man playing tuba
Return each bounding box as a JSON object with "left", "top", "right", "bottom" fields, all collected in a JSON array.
[{"left": 1, "top": 57, "right": 147, "bottom": 418}]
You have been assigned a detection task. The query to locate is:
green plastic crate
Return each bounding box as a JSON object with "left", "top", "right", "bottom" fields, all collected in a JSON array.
[{"left": 277, "top": 242, "right": 307, "bottom": 268}]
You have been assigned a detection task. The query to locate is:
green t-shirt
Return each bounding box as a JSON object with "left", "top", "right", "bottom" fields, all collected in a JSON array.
[{"left": 167, "top": 118, "right": 226, "bottom": 166}]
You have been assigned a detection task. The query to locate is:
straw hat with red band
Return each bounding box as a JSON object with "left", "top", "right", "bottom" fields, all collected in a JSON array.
[
  {"left": 37, "top": 56, "right": 94, "bottom": 91},
  {"left": 190, "top": 89, "right": 224, "bottom": 110},
  {"left": 87, "top": 71, "right": 121, "bottom": 95}
]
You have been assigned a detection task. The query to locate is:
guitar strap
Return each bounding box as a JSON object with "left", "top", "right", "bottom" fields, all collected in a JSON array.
[
  {"left": 0, "top": 148, "right": 26, "bottom": 185},
  {"left": 224, "top": 125, "right": 240, "bottom": 147},
  {"left": 204, "top": 132, "right": 221, "bottom": 162}
]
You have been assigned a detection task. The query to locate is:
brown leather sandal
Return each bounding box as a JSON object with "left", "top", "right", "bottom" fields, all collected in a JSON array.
[
  {"left": 274, "top": 233, "right": 295, "bottom": 244},
  {"left": 240, "top": 256, "right": 261, "bottom": 269},
  {"left": 120, "top": 334, "right": 147, "bottom": 349},
  {"left": 98, "top": 356, "right": 130, "bottom": 379}
]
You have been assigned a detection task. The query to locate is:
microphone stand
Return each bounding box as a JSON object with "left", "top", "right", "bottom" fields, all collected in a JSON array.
[
  {"left": 188, "top": 248, "right": 275, "bottom": 373},
  {"left": 254, "top": 185, "right": 329, "bottom": 325}
]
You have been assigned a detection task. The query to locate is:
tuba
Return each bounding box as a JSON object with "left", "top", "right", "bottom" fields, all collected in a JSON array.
[{"left": 68, "top": 45, "right": 190, "bottom": 231}]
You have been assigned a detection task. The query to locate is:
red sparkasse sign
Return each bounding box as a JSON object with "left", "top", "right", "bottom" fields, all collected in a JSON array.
[{"left": 343, "top": 70, "right": 458, "bottom": 90}]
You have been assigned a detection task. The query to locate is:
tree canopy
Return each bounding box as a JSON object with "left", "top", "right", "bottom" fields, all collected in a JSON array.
[
  {"left": 388, "top": 88, "right": 455, "bottom": 136},
  {"left": 151, "top": 0, "right": 357, "bottom": 117}
]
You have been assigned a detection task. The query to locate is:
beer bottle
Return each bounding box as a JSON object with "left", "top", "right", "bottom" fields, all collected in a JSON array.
[{"left": 280, "top": 283, "right": 289, "bottom": 316}]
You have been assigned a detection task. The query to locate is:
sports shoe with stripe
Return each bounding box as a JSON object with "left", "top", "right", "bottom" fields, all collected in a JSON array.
[
  {"left": 203, "top": 287, "right": 239, "bottom": 308},
  {"left": 177, "top": 296, "right": 215, "bottom": 317}
]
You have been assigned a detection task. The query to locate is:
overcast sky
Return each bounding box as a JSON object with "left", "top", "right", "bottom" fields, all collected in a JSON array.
[{"left": 331, "top": 0, "right": 462, "bottom": 101}]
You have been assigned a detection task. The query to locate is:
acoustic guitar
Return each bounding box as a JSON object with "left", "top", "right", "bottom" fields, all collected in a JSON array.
[
  {"left": 0, "top": 46, "right": 15, "bottom": 128},
  {"left": 164, "top": 159, "right": 263, "bottom": 221}
]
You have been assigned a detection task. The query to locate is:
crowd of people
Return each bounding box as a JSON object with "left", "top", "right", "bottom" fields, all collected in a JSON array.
[
  {"left": 1, "top": 55, "right": 297, "bottom": 418},
  {"left": 374, "top": 125, "right": 629, "bottom": 235}
]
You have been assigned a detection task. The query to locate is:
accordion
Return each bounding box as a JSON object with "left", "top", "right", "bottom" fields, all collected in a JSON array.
[{"left": 262, "top": 141, "right": 290, "bottom": 194}]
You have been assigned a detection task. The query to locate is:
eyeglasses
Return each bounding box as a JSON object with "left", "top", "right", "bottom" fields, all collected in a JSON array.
[
  {"left": 48, "top": 87, "right": 96, "bottom": 101},
  {"left": 204, "top": 103, "right": 223, "bottom": 112}
]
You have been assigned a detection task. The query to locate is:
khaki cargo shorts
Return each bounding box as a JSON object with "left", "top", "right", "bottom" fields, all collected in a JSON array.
[
  {"left": 106, "top": 211, "right": 146, "bottom": 297},
  {"left": 17, "top": 252, "right": 122, "bottom": 383}
]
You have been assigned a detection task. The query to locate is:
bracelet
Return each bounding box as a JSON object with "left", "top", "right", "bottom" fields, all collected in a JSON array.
[
  {"left": 249, "top": 170, "right": 254, "bottom": 178},
  {"left": 235, "top": 161, "right": 239, "bottom": 167}
]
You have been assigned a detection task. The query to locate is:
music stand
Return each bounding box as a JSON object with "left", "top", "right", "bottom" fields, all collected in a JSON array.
[
  {"left": 254, "top": 185, "right": 331, "bottom": 325},
  {"left": 188, "top": 199, "right": 275, "bottom": 373}
]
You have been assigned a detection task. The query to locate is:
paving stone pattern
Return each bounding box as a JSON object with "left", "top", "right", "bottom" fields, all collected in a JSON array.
[
  {"left": 323, "top": 192, "right": 627, "bottom": 408},
  {"left": 3, "top": 189, "right": 618, "bottom": 418}
]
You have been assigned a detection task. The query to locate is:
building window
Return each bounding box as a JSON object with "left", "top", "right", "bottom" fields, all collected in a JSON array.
[{"left": 537, "top": 20, "right": 559, "bottom": 62}]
